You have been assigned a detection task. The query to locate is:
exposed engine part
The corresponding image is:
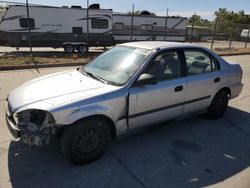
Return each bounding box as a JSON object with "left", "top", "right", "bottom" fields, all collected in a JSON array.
[
  {"left": 21, "top": 133, "right": 50, "bottom": 146},
  {"left": 16, "top": 109, "right": 55, "bottom": 132},
  {"left": 13, "top": 109, "right": 58, "bottom": 145},
  {"left": 24, "top": 122, "right": 39, "bottom": 132}
]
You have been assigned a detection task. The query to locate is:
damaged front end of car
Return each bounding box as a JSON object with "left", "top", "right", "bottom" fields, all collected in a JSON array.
[{"left": 6, "top": 102, "right": 59, "bottom": 146}]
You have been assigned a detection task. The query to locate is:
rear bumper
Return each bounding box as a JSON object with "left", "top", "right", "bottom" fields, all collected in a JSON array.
[{"left": 230, "top": 82, "right": 243, "bottom": 99}]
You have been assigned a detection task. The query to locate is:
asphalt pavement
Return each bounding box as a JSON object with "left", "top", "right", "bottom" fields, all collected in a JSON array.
[{"left": 0, "top": 55, "right": 250, "bottom": 188}]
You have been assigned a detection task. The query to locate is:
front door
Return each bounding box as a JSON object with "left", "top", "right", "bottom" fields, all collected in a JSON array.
[{"left": 128, "top": 50, "right": 187, "bottom": 130}]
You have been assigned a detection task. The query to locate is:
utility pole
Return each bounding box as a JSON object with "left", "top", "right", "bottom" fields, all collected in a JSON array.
[
  {"left": 211, "top": 16, "right": 218, "bottom": 50},
  {"left": 25, "top": 0, "right": 33, "bottom": 59},
  {"left": 26, "top": 0, "right": 39, "bottom": 72},
  {"left": 245, "top": 25, "right": 250, "bottom": 48},
  {"left": 130, "top": 4, "right": 134, "bottom": 41},
  {"left": 229, "top": 23, "right": 235, "bottom": 48},
  {"left": 189, "top": 12, "right": 195, "bottom": 43},
  {"left": 164, "top": 9, "right": 169, "bottom": 41},
  {"left": 86, "top": 0, "right": 89, "bottom": 52}
]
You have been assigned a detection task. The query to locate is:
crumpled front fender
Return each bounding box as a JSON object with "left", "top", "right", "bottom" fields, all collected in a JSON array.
[{"left": 52, "top": 103, "right": 114, "bottom": 125}]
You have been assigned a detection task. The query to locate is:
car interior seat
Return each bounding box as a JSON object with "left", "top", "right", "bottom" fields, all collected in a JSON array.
[{"left": 188, "top": 60, "right": 210, "bottom": 75}]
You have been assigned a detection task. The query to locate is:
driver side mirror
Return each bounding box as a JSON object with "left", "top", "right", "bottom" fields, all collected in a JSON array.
[{"left": 134, "top": 73, "right": 158, "bottom": 86}]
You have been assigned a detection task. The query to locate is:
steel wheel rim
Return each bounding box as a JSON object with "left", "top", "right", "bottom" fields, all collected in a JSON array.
[
  {"left": 79, "top": 46, "right": 86, "bottom": 53},
  {"left": 74, "top": 128, "right": 104, "bottom": 155},
  {"left": 66, "top": 45, "right": 73, "bottom": 53}
]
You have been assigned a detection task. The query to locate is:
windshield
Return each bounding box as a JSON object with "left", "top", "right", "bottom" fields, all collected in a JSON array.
[{"left": 82, "top": 46, "right": 150, "bottom": 86}]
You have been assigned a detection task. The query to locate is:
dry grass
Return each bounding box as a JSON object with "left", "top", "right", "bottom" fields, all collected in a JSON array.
[
  {"left": 0, "top": 54, "right": 93, "bottom": 67},
  {"left": 214, "top": 47, "right": 250, "bottom": 55},
  {"left": 0, "top": 48, "right": 249, "bottom": 67}
]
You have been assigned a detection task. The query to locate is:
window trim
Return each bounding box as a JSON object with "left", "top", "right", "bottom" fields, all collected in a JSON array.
[{"left": 182, "top": 48, "right": 220, "bottom": 77}]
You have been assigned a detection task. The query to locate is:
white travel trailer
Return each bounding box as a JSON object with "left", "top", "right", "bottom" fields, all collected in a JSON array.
[
  {"left": 241, "top": 29, "right": 250, "bottom": 38},
  {"left": 0, "top": 5, "right": 187, "bottom": 53},
  {"left": 113, "top": 14, "right": 187, "bottom": 42},
  {"left": 0, "top": 5, "right": 113, "bottom": 53}
]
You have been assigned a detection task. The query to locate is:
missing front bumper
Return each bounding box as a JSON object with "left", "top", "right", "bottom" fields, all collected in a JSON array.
[{"left": 5, "top": 114, "right": 51, "bottom": 146}]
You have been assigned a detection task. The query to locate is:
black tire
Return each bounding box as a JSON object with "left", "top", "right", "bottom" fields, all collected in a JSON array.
[
  {"left": 61, "top": 118, "right": 111, "bottom": 165},
  {"left": 64, "top": 44, "right": 74, "bottom": 54},
  {"left": 207, "top": 90, "right": 229, "bottom": 119},
  {"left": 78, "top": 45, "right": 88, "bottom": 54}
]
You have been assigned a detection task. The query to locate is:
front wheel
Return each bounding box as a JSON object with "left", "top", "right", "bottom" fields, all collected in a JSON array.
[
  {"left": 207, "top": 90, "right": 229, "bottom": 119},
  {"left": 61, "top": 118, "right": 111, "bottom": 165}
]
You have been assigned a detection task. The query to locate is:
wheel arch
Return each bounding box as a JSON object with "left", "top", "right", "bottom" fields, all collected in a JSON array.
[
  {"left": 70, "top": 114, "right": 117, "bottom": 140},
  {"left": 216, "top": 87, "right": 231, "bottom": 98}
]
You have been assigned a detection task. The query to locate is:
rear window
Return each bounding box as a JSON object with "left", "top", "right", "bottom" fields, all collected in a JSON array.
[{"left": 184, "top": 50, "right": 219, "bottom": 75}]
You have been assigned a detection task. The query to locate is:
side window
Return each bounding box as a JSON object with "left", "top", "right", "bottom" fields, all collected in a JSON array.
[
  {"left": 147, "top": 51, "right": 181, "bottom": 81},
  {"left": 91, "top": 19, "right": 108, "bottom": 29},
  {"left": 184, "top": 50, "right": 219, "bottom": 75},
  {"left": 19, "top": 18, "right": 35, "bottom": 28},
  {"left": 114, "top": 23, "right": 124, "bottom": 31},
  {"left": 72, "top": 27, "right": 82, "bottom": 34},
  {"left": 141, "top": 24, "right": 153, "bottom": 31}
]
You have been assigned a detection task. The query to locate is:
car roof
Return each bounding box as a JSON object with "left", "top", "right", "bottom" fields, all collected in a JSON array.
[{"left": 119, "top": 41, "right": 201, "bottom": 51}]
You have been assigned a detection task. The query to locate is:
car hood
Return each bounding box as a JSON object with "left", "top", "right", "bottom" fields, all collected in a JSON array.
[{"left": 8, "top": 69, "right": 117, "bottom": 112}]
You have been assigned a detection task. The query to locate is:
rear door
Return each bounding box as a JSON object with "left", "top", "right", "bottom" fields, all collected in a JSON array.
[
  {"left": 128, "top": 49, "right": 187, "bottom": 130},
  {"left": 183, "top": 48, "right": 221, "bottom": 115}
]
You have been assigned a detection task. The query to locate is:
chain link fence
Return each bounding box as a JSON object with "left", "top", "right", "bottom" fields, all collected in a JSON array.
[
  {"left": 187, "top": 16, "right": 250, "bottom": 50},
  {"left": 0, "top": 1, "right": 249, "bottom": 69},
  {"left": 0, "top": 1, "right": 106, "bottom": 69}
]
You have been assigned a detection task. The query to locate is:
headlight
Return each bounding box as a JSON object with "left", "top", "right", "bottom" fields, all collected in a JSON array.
[
  {"left": 13, "top": 113, "right": 19, "bottom": 124},
  {"left": 17, "top": 110, "right": 55, "bottom": 128}
]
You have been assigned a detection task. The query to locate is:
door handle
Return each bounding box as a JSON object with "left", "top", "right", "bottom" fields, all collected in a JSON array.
[
  {"left": 175, "top": 85, "right": 183, "bottom": 92},
  {"left": 214, "top": 77, "right": 220, "bottom": 83}
]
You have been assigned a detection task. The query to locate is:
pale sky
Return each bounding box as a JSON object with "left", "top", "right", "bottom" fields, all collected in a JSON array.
[{"left": 3, "top": 0, "right": 250, "bottom": 20}]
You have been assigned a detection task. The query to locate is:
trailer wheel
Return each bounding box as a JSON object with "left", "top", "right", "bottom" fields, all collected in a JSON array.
[
  {"left": 78, "top": 45, "right": 88, "bottom": 54},
  {"left": 64, "top": 44, "right": 74, "bottom": 54}
]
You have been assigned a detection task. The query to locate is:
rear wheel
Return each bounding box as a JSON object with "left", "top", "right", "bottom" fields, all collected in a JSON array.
[
  {"left": 64, "top": 44, "right": 74, "bottom": 54},
  {"left": 78, "top": 45, "right": 88, "bottom": 54},
  {"left": 61, "top": 118, "right": 111, "bottom": 165},
  {"left": 207, "top": 90, "right": 229, "bottom": 119}
]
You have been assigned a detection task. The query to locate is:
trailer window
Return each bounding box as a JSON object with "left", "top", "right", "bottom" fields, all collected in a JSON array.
[
  {"left": 72, "top": 27, "right": 83, "bottom": 34},
  {"left": 91, "top": 19, "right": 108, "bottom": 29},
  {"left": 19, "top": 18, "right": 35, "bottom": 28},
  {"left": 141, "top": 24, "right": 153, "bottom": 31},
  {"left": 114, "top": 23, "right": 124, "bottom": 31}
]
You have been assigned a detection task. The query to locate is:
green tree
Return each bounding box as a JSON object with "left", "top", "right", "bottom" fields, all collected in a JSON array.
[
  {"left": 188, "top": 14, "right": 213, "bottom": 28},
  {"left": 214, "top": 8, "right": 250, "bottom": 34},
  {"left": 127, "top": 10, "right": 156, "bottom": 16}
]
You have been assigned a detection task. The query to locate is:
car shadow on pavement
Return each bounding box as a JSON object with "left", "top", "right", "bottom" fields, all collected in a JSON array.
[{"left": 8, "top": 106, "right": 250, "bottom": 188}]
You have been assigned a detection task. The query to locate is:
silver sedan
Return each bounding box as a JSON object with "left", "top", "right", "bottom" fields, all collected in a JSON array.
[{"left": 5, "top": 42, "right": 243, "bottom": 164}]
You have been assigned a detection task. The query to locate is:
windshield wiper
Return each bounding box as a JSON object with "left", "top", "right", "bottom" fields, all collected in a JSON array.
[{"left": 81, "top": 69, "right": 108, "bottom": 84}]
